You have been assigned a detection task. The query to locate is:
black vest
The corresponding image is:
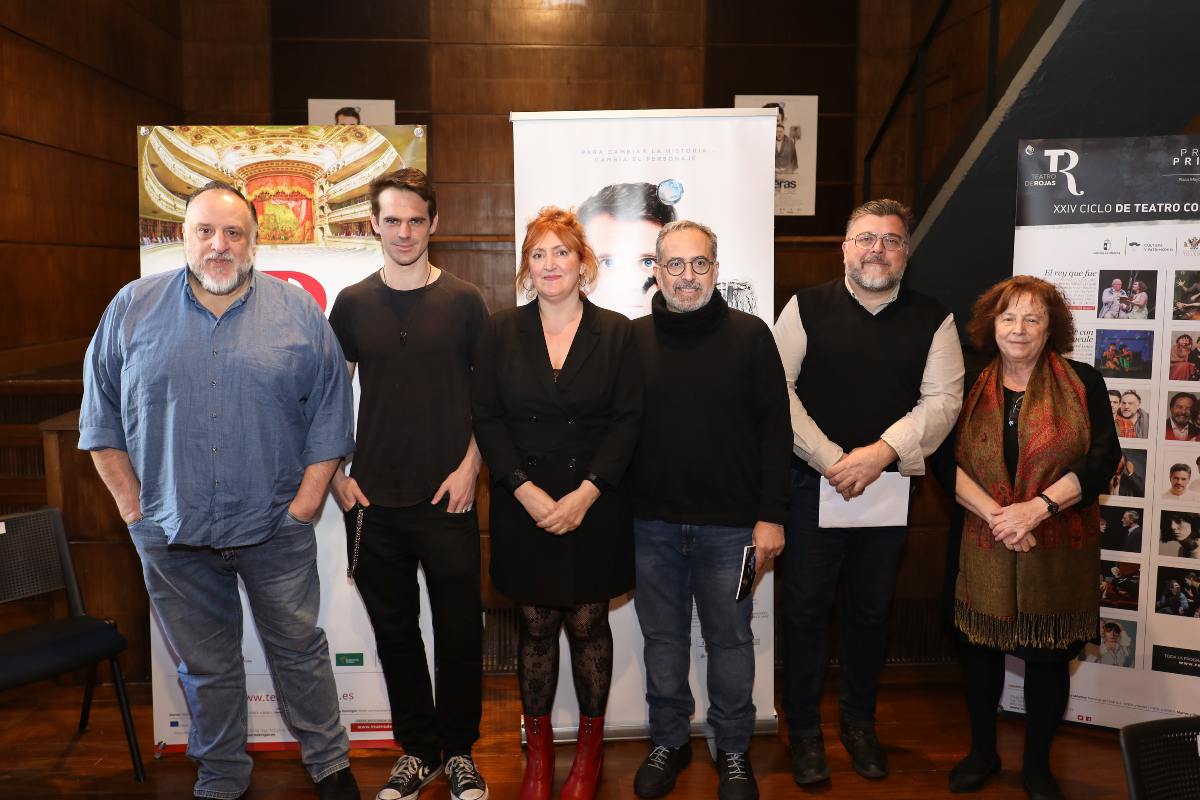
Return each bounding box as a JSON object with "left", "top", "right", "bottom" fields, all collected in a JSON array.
[{"left": 794, "top": 279, "right": 948, "bottom": 459}]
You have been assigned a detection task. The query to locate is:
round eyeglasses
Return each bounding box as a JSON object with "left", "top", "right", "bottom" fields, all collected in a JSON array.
[
  {"left": 661, "top": 256, "right": 714, "bottom": 276},
  {"left": 847, "top": 232, "right": 907, "bottom": 251}
]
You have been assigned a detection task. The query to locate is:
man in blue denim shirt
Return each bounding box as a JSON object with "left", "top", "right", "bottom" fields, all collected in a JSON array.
[{"left": 79, "top": 182, "right": 359, "bottom": 800}]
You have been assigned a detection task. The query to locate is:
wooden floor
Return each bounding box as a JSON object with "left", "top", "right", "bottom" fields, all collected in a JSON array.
[{"left": 0, "top": 668, "right": 1128, "bottom": 799}]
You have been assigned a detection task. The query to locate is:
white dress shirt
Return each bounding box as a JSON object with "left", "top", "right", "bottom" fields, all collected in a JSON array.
[{"left": 772, "top": 278, "right": 965, "bottom": 476}]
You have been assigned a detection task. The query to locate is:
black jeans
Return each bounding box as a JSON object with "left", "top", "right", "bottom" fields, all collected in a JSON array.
[
  {"left": 348, "top": 500, "right": 483, "bottom": 762},
  {"left": 780, "top": 468, "right": 908, "bottom": 739}
]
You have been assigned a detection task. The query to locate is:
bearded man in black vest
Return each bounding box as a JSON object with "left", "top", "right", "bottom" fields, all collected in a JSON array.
[{"left": 772, "top": 199, "right": 964, "bottom": 786}]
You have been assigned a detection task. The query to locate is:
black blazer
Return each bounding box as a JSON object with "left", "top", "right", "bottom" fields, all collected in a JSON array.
[{"left": 473, "top": 298, "right": 643, "bottom": 606}]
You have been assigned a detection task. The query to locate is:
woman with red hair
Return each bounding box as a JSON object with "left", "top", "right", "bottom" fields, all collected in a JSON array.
[
  {"left": 473, "top": 207, "right": 642, "bottom": 800},
  {"left": 946, "top": 276, "right": 1120, "bottom": 799}
]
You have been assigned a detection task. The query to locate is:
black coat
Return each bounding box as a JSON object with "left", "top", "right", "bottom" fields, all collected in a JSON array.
[{"left": 473, "top": 298, "right": 643, "bottom": 606}]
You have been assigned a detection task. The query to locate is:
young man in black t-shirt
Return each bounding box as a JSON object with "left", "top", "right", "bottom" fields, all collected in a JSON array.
[{"left": 328, "top": 169, "right": 489, "bottom": 800}]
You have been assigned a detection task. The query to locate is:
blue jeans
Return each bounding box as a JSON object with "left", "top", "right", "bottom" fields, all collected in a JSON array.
[
  {"left": 780, "top": 467, "right": 908, "bottom": 739},
  {"left": 633, "top": 518, "right": 756, "bottom": 753},
  {"left": 129, "top": 515, "right": 350, "bottom": 800}
]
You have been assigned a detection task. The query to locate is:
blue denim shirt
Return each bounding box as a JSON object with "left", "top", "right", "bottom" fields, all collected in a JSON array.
[{"left": 79, "top": 268, "right": 355, "bottom": 547}]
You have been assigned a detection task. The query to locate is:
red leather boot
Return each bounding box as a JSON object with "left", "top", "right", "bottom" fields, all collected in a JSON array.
[
  {"left": 560, "top": 715, "right": 604, "bottom": 800},
  {"left": 521, "top": 714, "right": 554, "bottom": 800}
]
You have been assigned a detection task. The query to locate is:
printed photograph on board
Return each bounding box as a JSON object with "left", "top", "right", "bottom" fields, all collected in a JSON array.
[
  {"left": 1094, "top": 329, "right": 1154, "bottom": 379},
  {"left": 1100, "top": 505, "right": 1144, "bottom": 553},
  {"left": 1172, "top": 270, "right": 1200, "bottom": 320},
  {"left": 1159, "top": 510, "right": 1200, "bottom": 559},
  {"left": 1107, "top": 386, "right": 1151, "bottom": 438},
  {"left": 1165, "top": 391, "right": 1200, "bottom": 442},
  {"left": 734, "top": 95, "right": 818, "bottom": 217},
  {"left": 1077, "top": 617, "right": 1137, "bottom": 668},
  {"left": 1159, "top": 457, "right": 1200, "bottom": 505},
  {"left": 1106, "top": 448, "right": 1147, "bottom": 498},
  {"left": 1097, "top": 269, "right": 1155, "bottom": 320},
  {"left": 1153, "top": 566, "right": 1200, "bottom": 616},
  {"left": 1166, "top": 330, "right": 1200, "bottom": 381},
  {"left": 1100, "top": 560, "right": 1141, "bottom": 611}
]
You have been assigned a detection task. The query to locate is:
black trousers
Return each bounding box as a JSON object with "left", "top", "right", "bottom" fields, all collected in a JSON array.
[
  {"left": 348, "top": 500, "right": 483, "bottom": 762},
  {"left": 780, "top": 468, "right": 909, "bottom": 738}
]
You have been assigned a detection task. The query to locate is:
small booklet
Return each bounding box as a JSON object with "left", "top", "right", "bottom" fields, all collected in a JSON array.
[{"left": 735, "top": 544, "right": 757, "bottom": 601}]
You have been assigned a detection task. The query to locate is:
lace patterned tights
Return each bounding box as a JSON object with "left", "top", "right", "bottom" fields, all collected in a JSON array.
[{"left": 517, "top": 602, "right": 613, "bottom": 717}]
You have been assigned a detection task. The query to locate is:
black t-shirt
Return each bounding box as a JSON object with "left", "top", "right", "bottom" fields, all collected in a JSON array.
[{"left": 328, "top": 269, "right": 488, "bottom": 507}]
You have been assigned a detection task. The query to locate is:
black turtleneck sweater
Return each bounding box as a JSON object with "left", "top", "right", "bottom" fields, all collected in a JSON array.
[{"left": 629, "top": 292, "right": 792, "bottom": 526}]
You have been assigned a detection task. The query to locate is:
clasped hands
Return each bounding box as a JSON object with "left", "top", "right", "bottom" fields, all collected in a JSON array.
[
  {"left": 515, "top": 480, "right": 600, "bottom": 535},
  {"left": 825, "top": 440, "right": 898, "bottom": 500},
  {"left": 984, "top": 499, "right": 1045, "bottom": 552}
]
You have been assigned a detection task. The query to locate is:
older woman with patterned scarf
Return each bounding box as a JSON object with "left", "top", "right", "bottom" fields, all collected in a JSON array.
[{"left": 947, "top": 276, "right": 1120, "bottom": 800}]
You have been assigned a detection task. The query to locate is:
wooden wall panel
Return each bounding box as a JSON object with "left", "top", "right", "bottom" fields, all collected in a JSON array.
[
  {"left": 855, "top": 0, "right": 914, "bottom": 202},
  {"left": 430, "top": 0, "right": 704, "bottom": 46},
  {"left": 704, "top": 3, "right": 858, "bottom": 237},
  {"left": 435, "top": 185, "right": 515, "bottom": 238},
  {"left": 182, "top": 0, "right": 271, "bottom": 124},
  {"left": 0, "top": 0, "right": 182, "bottom": 107},
  {"left": 271, "top": 41, "right": 432, "bottom": 118},
  {"left": 0, "top": 1, "right": 182, "bottom": 376},
  {"left": 433, "top": 45, "right": 703, "bottom": 115},
  {"left": 0, "top": 245, "right": 135, "bottom": 351},
  {"left": 0, "top": 30, "right": 178, "bottom": 166},
  {"left": 431, "top": 114, "right": 514, "bottom": 184},
  {"left": 707, "top": 0, "right": 853, "bottom": 45},
  {"left": 271, "top": 0, "right": 429, "bottom": 40},
  {"left": 0, "top": 138, "right": 137, "bottom": 248},
  {"left": 431, "top": 243, "right": 518, "bottom": 314}
]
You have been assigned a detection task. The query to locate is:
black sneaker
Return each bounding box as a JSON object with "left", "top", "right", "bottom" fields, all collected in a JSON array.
[
  {"left": 839, "top": 724, "right": 888, "bottom": 780},
  {"left": 789, "top": 735, "right": 831, "bottom": 785},
  {"left": 317, "top": 766, "right": 361, "bottom": 800},
  {"left": 633, "top": 743, "right": 692, "bottom": 798},
  {"left": 377, "top": 754, "right": 443, "bottom": 800},
  {"left": 445, "top": 754, "right": 489, "bottom": 800},
  {"left": 715, "top": 750, "right": 758, "bottom": 800}
]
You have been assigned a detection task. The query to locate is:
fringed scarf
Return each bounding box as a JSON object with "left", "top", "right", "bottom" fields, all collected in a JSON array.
[{"left": 954, "top": 351, "right": 1099, "bottom": 650}]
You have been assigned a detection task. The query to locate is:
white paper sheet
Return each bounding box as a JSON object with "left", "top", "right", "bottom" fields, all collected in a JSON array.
[{"left": 818, "top": 472, "right": 911, "bottom": 528}]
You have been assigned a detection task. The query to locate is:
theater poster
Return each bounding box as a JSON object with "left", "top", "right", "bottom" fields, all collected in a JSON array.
[
  {"left": 511, "top": 108, "right": 778, "bottom": 739},
  {"left": 137, "top": 124, "right": 427, "bottom": 750},
  {"left": 735, "top": 95, "right": 818, "bottom": 217},
  {"left": 1009, "top": 134, "right": 1200, "bottom": 728}
]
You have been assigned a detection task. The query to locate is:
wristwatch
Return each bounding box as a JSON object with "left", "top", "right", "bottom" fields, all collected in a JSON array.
[{"left": 1037, "top": 493, "right": 1060, "bottom": 516}]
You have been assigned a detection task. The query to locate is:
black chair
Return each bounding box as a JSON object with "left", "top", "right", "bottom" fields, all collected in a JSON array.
[
  {"left": 1120, "top": 715, "right": 1200, "bottom": 799},
  {"left": 0, "top": 508, "right": 145, "bottom": 781}
]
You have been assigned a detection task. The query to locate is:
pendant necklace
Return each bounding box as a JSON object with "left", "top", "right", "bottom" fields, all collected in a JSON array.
[{"left": 380, "top": 262, "right": 432, "bottom": 347}]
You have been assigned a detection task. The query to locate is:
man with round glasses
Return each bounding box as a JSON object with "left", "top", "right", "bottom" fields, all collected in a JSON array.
[
  {"left": 628, "top": 220, "right": 791, "bottom": 800},
  {"left": 772, "top": 199, "right": 963, "bottom": 786}
]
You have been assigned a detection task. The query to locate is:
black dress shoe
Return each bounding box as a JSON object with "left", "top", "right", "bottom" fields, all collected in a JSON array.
[
  {"left": 949, "top": 752, "right": 1001, "bottom": 792},
  {"left": 1022, "top": 770, "right": 1066, "bottom": 800},
  {"left": 316, "top": 766, "right": 361, "bottom": 800},
  {"left": 789, "top": 735, "right": 831, "bottom": 785},
  {"left": 839, "top": 724, "right": 888, "bottom": 780}
]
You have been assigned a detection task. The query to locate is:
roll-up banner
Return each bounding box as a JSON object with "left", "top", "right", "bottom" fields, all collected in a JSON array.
[
  {"left": 137, "top": 124, "right": 427, "bottom": 751},
  {"left": 1009, "top": 135, "right": 1200, "bottom": 728},
  {"left": 510, "top": 108, "right": 778, "bottom": 740}
]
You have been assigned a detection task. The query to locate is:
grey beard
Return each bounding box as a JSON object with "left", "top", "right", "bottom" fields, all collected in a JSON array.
[
  {"left": 190, "top": 260, "right": 253, "bottom": 296},
  {"left": 664, "top": 281, "right": 714, "bottom": 313},
  {"left": 847, "top": 259, "right": 903, "bottom": 292}
]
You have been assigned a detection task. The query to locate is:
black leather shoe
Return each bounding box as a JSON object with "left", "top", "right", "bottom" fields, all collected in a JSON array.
[
  {"left": 634, "top": 743, "right": 692, "bottom": 798},
  {"left": 839, "top": 724, "right": 888, "bottom": 780},
  {"left": 1022, "top": 770, "right": 1065, "bottom": 800},
  {"left": 316, "top": 766, "right": 360, "bottom": 800},
  {"left": 789, "top": 735, "right": 831, "bottom": 785},
  {"left": 949, "top": 752, "right": 1001, "bottom": 792}
]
